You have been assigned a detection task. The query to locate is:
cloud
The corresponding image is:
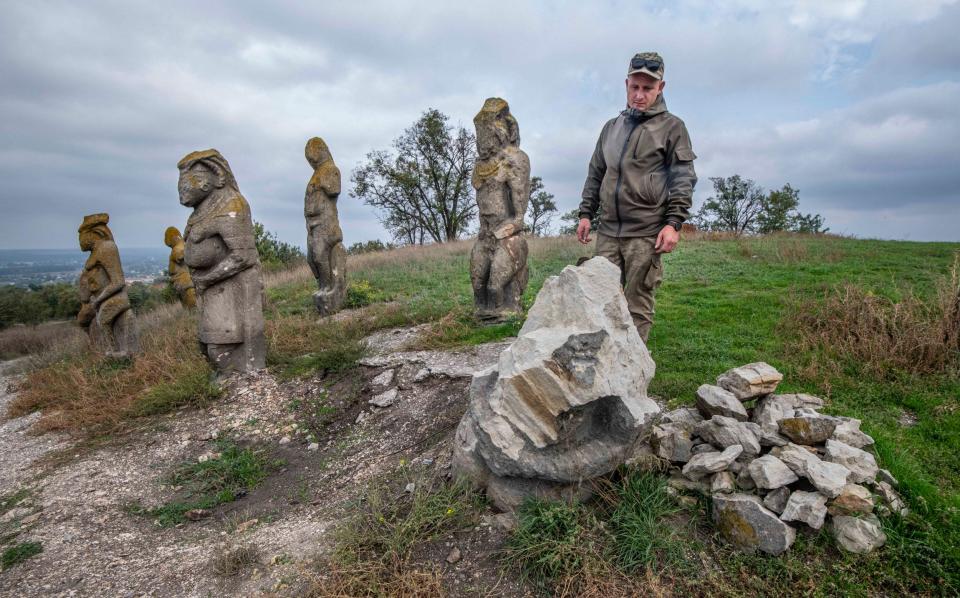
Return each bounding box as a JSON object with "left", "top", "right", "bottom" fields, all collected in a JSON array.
[{"left": 0, "top": 0, "right": 958, "bottom": 250}]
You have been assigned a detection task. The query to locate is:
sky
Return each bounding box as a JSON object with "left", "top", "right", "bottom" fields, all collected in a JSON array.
[{"left": 1, "top": 0, "right": 959, "bottom": 250}]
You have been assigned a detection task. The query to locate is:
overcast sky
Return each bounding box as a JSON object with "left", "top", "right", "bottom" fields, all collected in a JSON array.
[{"left": 1, "top": 0, "right": 958, "bottom": 250}]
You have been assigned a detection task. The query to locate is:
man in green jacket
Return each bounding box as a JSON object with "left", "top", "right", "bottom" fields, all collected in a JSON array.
[{"left": 576, "top": 51, "right": 698, "bottom": 342}]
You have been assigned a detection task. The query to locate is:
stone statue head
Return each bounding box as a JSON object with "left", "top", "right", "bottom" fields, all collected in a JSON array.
[
  {"left": 177, "top": 149, "right": 239, "bottom": 208},
  {"left": 164, "top": 226, "right": 183, "bottom": 248},
  {"left": 305, "top": 137, "right": 332, "bottom": 170},
  {"left": 78, "top": 213, "right": 113, "bottom": 251},
  {"left": 474, "top": 98, "right": 519, "bottom": 159}
]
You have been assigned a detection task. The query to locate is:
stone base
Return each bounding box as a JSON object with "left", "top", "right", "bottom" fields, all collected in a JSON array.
[
  {"left": 486, "top": 474, "right": 596, "bottom": 512},
  {"left": 88, "top": 309, "right": 139, "bottom": 358},
  {"left": 313, "top": 288, "right": 346, "bottom": 317}
]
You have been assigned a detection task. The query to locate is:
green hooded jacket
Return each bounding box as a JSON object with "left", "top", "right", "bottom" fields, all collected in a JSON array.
[{"left": 578, "top": 96, "right": 697, "bottom": 237}]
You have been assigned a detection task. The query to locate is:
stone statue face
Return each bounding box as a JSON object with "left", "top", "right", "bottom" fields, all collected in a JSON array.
[
  {"left": 178, "top": 162, "right": 217, "bottom": 207},
  {"left": 305, "top": 137, "right": 331, "bottom": 170},
  {"left": 79, "top": 229, "right": 96, "bottom": 252}
]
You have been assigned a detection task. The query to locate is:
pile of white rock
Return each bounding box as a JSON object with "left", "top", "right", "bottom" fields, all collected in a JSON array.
[{"left": 652, "top": 362, "right": 907, "bottom": 556}]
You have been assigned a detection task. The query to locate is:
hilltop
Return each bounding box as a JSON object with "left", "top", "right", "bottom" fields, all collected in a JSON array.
[{"left": 1, "top": 233, "right": 958, "bottom": 596}]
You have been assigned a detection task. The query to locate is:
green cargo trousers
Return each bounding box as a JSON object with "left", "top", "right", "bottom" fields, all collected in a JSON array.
[{"left": 595, "top": 233, "right": 663, "bottom": 343}]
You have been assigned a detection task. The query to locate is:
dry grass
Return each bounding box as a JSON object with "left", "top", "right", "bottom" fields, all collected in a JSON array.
[
  {"left": 7, "top": 303, "right": 216, "bottom": 434},
  {"left": 307, "top": 562, "right": 445, "bottom": 598},
  {"left": 0, "top": 321, "right": 85, "bottom": 362},
  {"left": 209, "top": 544, "right": 260, "bottom": 577},
  {"left": 788, "top": 254, "right": 960, "bottom": 376}
]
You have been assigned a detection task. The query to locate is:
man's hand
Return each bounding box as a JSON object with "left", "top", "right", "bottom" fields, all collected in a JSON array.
[
  {"left": 655, "top": 225, "right": 679, "bottom": 253},
  {"left": 576, "top": 218, "right": 592, "bottom": 245}
]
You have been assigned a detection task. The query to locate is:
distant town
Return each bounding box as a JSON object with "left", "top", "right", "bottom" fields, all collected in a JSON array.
[{"left": 0, "top": 248, "right": 168, "bottom": 287}]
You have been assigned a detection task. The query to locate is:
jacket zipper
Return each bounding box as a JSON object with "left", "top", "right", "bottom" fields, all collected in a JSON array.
[{"left": 614, "top": 119, "right": 641, "bottom": 236}]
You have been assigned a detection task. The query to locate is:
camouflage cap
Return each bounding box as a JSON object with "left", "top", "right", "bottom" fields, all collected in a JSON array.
[{"left": 627, "top": 51, "right": 665, "bottom": 80}]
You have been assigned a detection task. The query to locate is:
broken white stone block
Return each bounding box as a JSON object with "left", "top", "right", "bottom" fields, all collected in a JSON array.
[
  {"left": 780, "top": 490, "right": 828, "bottom": 529},
  {"left": 824, "top": 439, "right": 878, "bottom": 484},
  {"left": 778, "top": 414, "right": 838, "bottom": 445},
  {"left": 763, "top": 487, "right": 791, "bottom": 514},
  {"left": 828, "top": 484, "right": 874, "bottom": 516},
  {"left": 832, "top": 514, "right": 886, "bottom": 554},
  {"left": 711, "top": 471, "right": 736, "bottom": 494},
  {"left": 716, "top": 362, "right": 783, "bottom": 400},
  {"left": 695, "top": 384, "right": 748, "bottom": 421},
  {"left": 371, "top": 369, "right": 395, "bottom": 387},
  {"left": 369, "top": 387, "right": 399, "bottom": 408},
  {"left": 682, "top": 444, "right": 743, "bottom": 481},
  {"left": 696, "top": 415, "right": 761, "bottom": 457},
  {"left": 752, "top": 393, "right": 824, "bottom": 433},
  {"left": 748, "top": 455, "right": 799, "bottom": 490},
  {"left": 831, "top": 417, "right": 875, "bottom": 449},
  {"left": 651, "top": 423, "right": 693, "bottom": 463},
  {"left": 712, "top": 493, "right": 796, "bottom": 555}
]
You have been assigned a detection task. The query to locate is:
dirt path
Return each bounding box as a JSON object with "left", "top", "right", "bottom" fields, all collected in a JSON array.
[{"left": 0, "top": 333, "right": 515, "bottom": 597}]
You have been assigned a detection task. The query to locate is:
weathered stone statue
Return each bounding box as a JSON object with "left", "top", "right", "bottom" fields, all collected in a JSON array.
[
  {"left": 470, "top": 98, "right": 530, "bottom": 323},
  {"left": 164, "top": 226, "right": 196, "bottom": 308},
  {"left": 303, "top": 137, "right": 347, "bottom": 315},
  {"left": 453, "top": 257, "right": 660, "bottom": 511},
  {"left": 77, "top": 213, "right": 139, "bottom": 358},
  {"left": 177, "top": 149, "right": 266, "bottom": 375}
]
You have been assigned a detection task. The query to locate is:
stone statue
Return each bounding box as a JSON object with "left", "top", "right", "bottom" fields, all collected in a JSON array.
[
  {"left": 470, "top": 98, "right": 530, "bottom": 322},
  {"left": 177, "top": 149, "right": 266, "bottom": 375},
  {"left": 77, "top": 213, "right": 139, "bottom": 358},
  {"left": 164, "top": 226, "right": 196, "bottom": 308},
  {"left": 303, "top": 137, "right": 347, "bottom": 315}
]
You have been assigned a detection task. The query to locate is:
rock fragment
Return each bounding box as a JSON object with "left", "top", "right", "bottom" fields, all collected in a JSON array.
[
  {"left": 695, "top": 384, "right": 748, "bottom": 421},
  {"left": 824, "top": 439, "right": 878, "bottom": 484},
  {"left": 369, "top": 387, "right": 398, "bottom": 408},
  {"left": 660, "top": 407, "right": 704, "bottom": 432},
  {"left": 876, "top": 481, "right": 909, "bottom": 516},
  {"left": 711, "top": 471, "right": 736, "bottom": 494},
  {"left": 752, "top": 393, "right": 824, "bottom": 432},
  {"left": 831, "top": 417, "right": 874, "bottom": 448},
  {"left": 716, "top": 362, "right": 783, "bottom": 400},
  {"left": 778, "top": 415, "right": 838, "bottom": 445},
  {"left": 779, "top": 491, "right": 828, "bottom": 529},
  {"left": 651, "top": 424, "right": 693, "bottom": 463},
  {"left": 828, "top": 484, "right": 874, "bottom": 516},
  {"left": 832, "top": 514, "right": 886, "bottom": 554},
  {"left": 695, "top": 416, "right": 761, "bottom": 457},
  {"left": 712, "top": 493, "right": 796, "bottom": 555},
  {"left": 763, "top": 487, "right": 791, "bottom": 514},
  {"left": 682, "top": 445, "right": 743, "bottom": 480},
  {"left": 747, "top": 455, "right": 799, "bottom": 490}
]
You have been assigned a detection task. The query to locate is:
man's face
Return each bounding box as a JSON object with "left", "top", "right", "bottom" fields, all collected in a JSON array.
[{"left": 625, "top": 73, "right": 665, "bottom": 111}]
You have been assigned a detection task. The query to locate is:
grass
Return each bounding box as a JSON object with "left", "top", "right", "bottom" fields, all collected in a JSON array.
[
  {"left": 209, "top": 544, "right": 260, "bottom": 577},
  {"left": 128, "top": 439, "right": 276, "bottom": 527},
  {"left": 1, "top": 541, "right": 42, "bottom": 571},
  {"left": 310, "top": 468, "right": 486, "bottom": 597}
]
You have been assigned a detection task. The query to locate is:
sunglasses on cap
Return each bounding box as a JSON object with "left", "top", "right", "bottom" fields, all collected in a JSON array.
[{"left": 630, "top": 58, "right": 662, "bottom": 72}]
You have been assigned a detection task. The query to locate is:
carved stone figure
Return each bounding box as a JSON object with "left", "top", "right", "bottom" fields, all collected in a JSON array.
[
  {"left": 470, "top": 98, "right": 530, "bottom": 322},
  {"left": 303, "top": 137, "right": 347, "bottom": 315},
  {"left": 164, "top": 226, "right": 196, "bottom": 308},
  {"left": 77, "top": 213, "right": 139, "bottom": 358},
  {"left": 177, "top": 149, "right": 266, "bottom": 375}
]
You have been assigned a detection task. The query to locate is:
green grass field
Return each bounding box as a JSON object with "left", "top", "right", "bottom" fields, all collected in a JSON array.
[{"left": 266, "top": 232, "right": 960, "bottom": 594}]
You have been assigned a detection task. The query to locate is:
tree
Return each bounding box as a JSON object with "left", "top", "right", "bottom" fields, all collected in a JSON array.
[
  {"left": 693, "top": 175, "right": 766, "bottom": 235},
  {"left": 351, "top": 109, "right": 476, "bottom": 244},
  {"left": 792, "top": 212, "right": 829, "bottom": 234},
  {"left": 756, "top": 184, "right": 800, "bottom": 234},
  {"left": 254, "top": 221, "right": 304, "bottom": 267},
  {"left": 526, "top": 176, "right": 557, "bottom": 236},
  {"left": 559, "top": 208, "right": 599, "bottom": 236}
]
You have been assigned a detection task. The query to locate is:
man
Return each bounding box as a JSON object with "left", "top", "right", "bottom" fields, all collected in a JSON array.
[{"left": 576, "top": 51, "right": 697, "bottom": 342}]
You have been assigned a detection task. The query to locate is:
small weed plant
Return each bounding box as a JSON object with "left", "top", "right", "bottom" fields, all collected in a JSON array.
[
  {"left": 1, "top": 541, "right": 42, "bottom": 571},
  {"left": 128, "top": 439, "right": 276, "bottom": 527}
]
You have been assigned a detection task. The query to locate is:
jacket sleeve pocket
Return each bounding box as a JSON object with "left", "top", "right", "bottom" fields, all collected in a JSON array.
[{"left": 675, "top": 147, "right": 696, "bottom": 162}]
